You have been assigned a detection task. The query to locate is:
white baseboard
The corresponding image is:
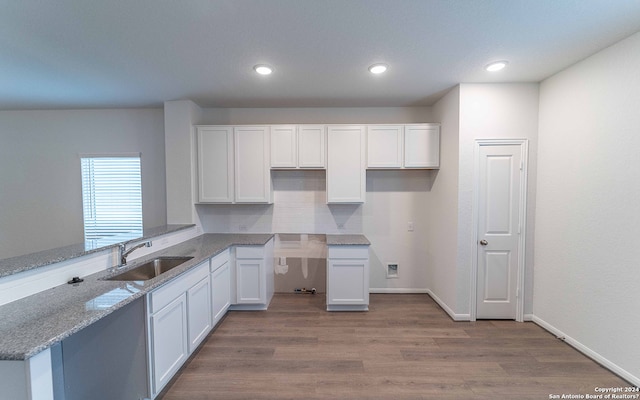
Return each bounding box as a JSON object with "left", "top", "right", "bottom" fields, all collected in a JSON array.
[
  {"left": 426, "top": 290, "right": 471, "bottom": 321},
  {"left": 532, "top": 315, "right": 640, "bottom": 387},
  {"left": 369, "top": 288, "right": 429, "bottom": 294},
  {"left": 523, "top": 313, "right": 534, "bottom": 321}
]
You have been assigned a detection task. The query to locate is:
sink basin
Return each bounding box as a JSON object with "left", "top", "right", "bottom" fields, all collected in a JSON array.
[{"left": 105, "top": 256, "right": 194, "bottom": 281}]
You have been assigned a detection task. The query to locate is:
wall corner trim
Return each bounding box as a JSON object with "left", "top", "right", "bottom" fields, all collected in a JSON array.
[
  {"left": 532, "top": 315, "right": 640, "bottom": 387},
  {"left": 426, "top": 290, "right": 471, "bottom": 321}
]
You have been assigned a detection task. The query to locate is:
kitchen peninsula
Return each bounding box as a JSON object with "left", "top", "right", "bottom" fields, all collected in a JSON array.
[{"left": 0, "top": 228, "right": 369, "bottom": 400}]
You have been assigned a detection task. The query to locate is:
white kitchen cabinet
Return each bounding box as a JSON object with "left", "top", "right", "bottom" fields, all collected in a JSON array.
[
  {"left": 234, "top": 126, "right": 272, "bottom": 203},
  {"left": 270, "top": 125, "right": 326, "bottom": 169},
  {"left": 326, "top": 245, "right": 370, "bottom": 311},
  {"left": 196, "top": 125, "right": 272, "bottom": 204},
  {"left": 298, "top": 125, "right": 326, "bottom": 168},
  {"left": 147, "top": 260, "right": 210, "bottom": 397},
  {"left": 366, "top": 124, "right": 440, "bottom": 169},
  {"left": 210, "top": 250, "right": 231, "bottom": 327},
  {"left": 326, "top": 125, "right": 366, "bottom": 203},
  {"left": 270, "top": 125, "right": 297, "bottom": 168},
  {"left": 196, "top": 126, "right": 234, "bottom": 203},
  {"left": 367, "top": 125, "right": 403, "bottom": 168},
  {"left": 149, "top": 294, "right": 187, "bottom": 396},
  {"left": 187, "top": 276, "right": 212, "bottom": 353},
  {"left": 236, "top": 257, "right": 263, "bottom": 303},
  {"left": 404, "top": 124, "right": 440, "bottom": 168},
  {"left": 231, "top": 238, "right": 274, "bottom": 310}
]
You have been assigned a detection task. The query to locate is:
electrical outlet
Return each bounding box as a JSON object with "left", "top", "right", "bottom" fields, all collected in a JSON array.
[
  {"left": 337, "top": 223, "right": 345, "bottom": 230},
  {"left": 408, "top": 221, "right": 414, "bottom": 232},
  {"left": 386, "top": 263, "right": 399, "bottom": 279}
]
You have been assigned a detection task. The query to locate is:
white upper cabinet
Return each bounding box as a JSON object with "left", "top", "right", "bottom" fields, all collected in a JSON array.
[
  {"left": 404, "top": 124, "right": 440, "bottom": 168},
  {"left": 366, "top": 124, "right": 440, "bottom": 169},
  {"left": 234, "top": 126, "right": 272, "bottom": 203},
  {"left": 196, "top": 126, "right": 234, "bottom": 203},
  {"left": 270, "top": 125, "right": 297, "bottom": 168},
  {"left": 270, "top": 125, "right": 325, "bottom": 169},
  {"left": 197, "top": 125, "right": 272, "bottom": 204},
  {"left": 298, "top": 125, "right": 325, "bottom": 168},
  {"left": 367, "top": 125, "right": 403, "bottom": 168},
  {"left": 327, "top": 125, "right": 366, "bottom": 203}
]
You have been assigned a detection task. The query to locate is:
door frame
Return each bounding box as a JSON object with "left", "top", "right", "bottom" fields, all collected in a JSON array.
[{"left": 470, "top": 139, "right": 529, "bottom": 322}]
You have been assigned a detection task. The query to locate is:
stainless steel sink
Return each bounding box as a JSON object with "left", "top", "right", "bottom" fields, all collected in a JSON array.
[{"left": 105, "top": 256, "right": 194, "bottom": 281}]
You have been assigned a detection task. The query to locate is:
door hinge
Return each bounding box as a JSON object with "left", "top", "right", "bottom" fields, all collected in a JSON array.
[
  {"left": 520, "top": 161, "right": 523, "bottom": 171},
  {"left": 516, "top": 288, "right": 520, "bottom": 298}
]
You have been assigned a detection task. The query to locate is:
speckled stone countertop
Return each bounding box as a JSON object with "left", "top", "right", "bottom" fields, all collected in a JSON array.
[
  {"left": 0, "top": 224, "right": 195, "bottom": 279},
  {"left": 325, "top": 234, "right": 370, "bottom": 246},
  {"left": 0, "top": 233, "right": 273, "bottom": 360}
]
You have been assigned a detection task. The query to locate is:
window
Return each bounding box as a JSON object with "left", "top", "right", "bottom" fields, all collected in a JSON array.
[{"left": 81, "top": 155, "right": 143, "bottom": 247}]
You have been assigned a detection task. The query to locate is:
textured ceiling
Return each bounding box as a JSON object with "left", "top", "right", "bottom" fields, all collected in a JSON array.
[{"left": 1, "top": 0, "right": 639, "bottom": 109}]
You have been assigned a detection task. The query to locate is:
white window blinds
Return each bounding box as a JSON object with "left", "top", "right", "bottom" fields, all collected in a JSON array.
[{"left": 81, "top": 156, "right": 143, "bottom": 245}]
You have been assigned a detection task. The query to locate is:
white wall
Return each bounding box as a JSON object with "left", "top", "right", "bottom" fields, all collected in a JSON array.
[
  {"left": 0, "top": 109, "right": 167, "bottom": 259},
  {"left": 190, "top": 106, "right": 435, "bottom": 291},
  {"left": 535, "top": 32, "right": 640, "bottom": 384},
  {"left": 164, "top": 100, "right": 203, "bottom": 224},
  {"left": 457, "top": 83, "right": 539, "bottom": 316},
  {"left": 201, "top": 107, "right": 431, "bottom": 125},
  {"left": 428, "top": 86, "right": 461, "bottom": 314}
]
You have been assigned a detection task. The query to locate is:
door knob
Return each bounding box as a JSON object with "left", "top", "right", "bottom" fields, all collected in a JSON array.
[{"left": 479, "top": 239, "right": 488, "bottom": 246}]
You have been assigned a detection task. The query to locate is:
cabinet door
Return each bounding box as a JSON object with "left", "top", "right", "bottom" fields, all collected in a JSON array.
[
  {"left": 326, "top": 125, "right": 366, "bottom": 203},
  {"left": 298, "top": 125, "right": 326, "bottom": 168},
  {"left": 404, "top": 125, "right": 440, "bottom": 168},
  {"left": 150, "top": 294, "right": 187, "bottom": 396},
  {"left": 234, "top": 126, "right": 272, "bottom": 203},
  {"left": 367, "top": 125, "right": 403, "bottom": 168},
  {"left": 327, "top": 259, "right": 370, "bottom": 306},
  {"left": 197, "top": 126, "right": 234, "bottom": 202},
  {"left": 270, "top": 125, "right": 297, "bottom": 168},
  {"left": 236, "top": 259, "right": 265, "bottom": 304},
  {"left": 187, "top": 277, "right": 212, "bottom": 353},
  {"left": 211, "top": 260, "right": 231, "bottom": 326}
]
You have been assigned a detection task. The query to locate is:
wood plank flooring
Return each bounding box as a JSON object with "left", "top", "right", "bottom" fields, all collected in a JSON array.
[{"left": 159, "top": 294, "right": 630, "bottom": 400}]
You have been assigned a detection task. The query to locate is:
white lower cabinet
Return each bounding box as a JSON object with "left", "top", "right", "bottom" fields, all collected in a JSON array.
[
  {"left": 210, "top": 250, "right": 231, "bottom": 327},
  {"left": 146, "top": 241, "right": 275, "bottom": 398},
  {"left": 326, "top": 245, "right": 370, "bottom": 311},
  {"left": 149, "top": 294, "right": 188, "bottom": 396},
  {"left": 147, "top": 260, "right": 211, "bottom": 397},
  {"left": 231, "top": 238, "right": 274, "bottom": 310},
  {"left": 187, "top": 276, "right": 212, "bottom": 353}
]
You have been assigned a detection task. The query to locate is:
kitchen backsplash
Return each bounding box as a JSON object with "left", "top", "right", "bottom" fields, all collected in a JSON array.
[{"left": 196, "top": 170, "right": 363, "bottom": 233}]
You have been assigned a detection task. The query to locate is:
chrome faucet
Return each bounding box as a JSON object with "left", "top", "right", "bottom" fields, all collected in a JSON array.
[{"left": 119, "top": 241, "right": 152, "bottom": 266}]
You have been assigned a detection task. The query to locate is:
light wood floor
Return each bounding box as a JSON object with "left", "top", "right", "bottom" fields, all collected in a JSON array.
[{"left": 159, "top": 294, "right": 630, "bottom": 400}]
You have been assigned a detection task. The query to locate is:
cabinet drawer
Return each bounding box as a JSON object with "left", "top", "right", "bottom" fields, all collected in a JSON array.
[
  {"left": 149, "top": 261, "right": 209, "bottom": 314},
  {"left": 210, "top": 249, "right": 230, "bottom": 272},
  {"left": 235, "top": 245, "right": 265, "bottom": 259},
  {"left": 327, "top": 245, "right": 369, "bottom": 259}
]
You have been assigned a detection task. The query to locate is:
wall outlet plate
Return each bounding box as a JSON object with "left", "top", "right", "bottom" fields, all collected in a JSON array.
[{"left": 386, "top": 263, "right": 399, "bottom": 279}]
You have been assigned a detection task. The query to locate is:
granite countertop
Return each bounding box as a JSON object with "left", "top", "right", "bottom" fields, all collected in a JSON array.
[
  {"left": 326, "top": 234, "right": 371, "bottom": 246},
  {"left": 0, "top": 233, "right": 273, "bottom": 361},
  {"left": 0, "top": 224, "right": 196, "bottom": 279}
]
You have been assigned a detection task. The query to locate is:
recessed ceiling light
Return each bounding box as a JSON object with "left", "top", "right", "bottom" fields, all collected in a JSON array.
[
  {"left": 485, "top": 61, "right": 508, "bottom": 72},
  {"left": 368, "top": 63, "right": 388, "bottom": 74},
  {"left": 253, "top": 64, "right": 273, "bottom": 75}
]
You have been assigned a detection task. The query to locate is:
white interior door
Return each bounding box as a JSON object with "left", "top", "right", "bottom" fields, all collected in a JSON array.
[{"left": 476, "top": 143, "right": 524, "bottom": 319}]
